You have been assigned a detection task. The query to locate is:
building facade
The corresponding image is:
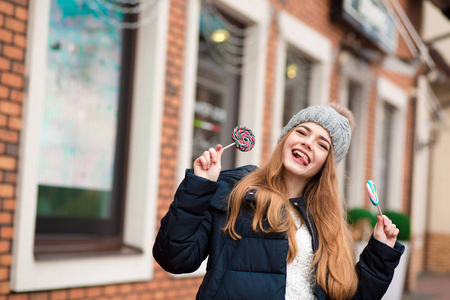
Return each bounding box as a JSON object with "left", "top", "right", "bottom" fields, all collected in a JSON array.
[{"left": 0, "top": 0, "right": 430, "bottom": 298}]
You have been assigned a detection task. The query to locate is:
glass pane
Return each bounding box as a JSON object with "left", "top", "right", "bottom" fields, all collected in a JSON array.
[
  {"left": 379, "top": 102, "right": 395, "bottom": 202},
  {"left": 344, "top": 81, "right": 362, "bottom": 203},
  {"left": 194, "top": 7, "right": 243, "bottom": 170},
  {"left": 37, "top": 1, "right": 125, "bottom": 220},
  {"left": 283, "top": 46, "right": 313, "bottom": 125}
]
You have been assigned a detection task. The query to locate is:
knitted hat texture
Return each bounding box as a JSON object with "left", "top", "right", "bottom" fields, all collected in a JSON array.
[{"left": 278, "top": 105, "right": 351, "bottom": 164}]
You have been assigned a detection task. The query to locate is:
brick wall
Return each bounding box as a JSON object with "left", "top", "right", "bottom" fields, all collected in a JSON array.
[
  {"left": 0, "top": 0, "right": 423, "bottom": 298},
  {"left": 426, "top": 233, "right": 450, "bottom": 273},
  {"left": 0, "top": 0, "right": 27, "bottom": 296}
]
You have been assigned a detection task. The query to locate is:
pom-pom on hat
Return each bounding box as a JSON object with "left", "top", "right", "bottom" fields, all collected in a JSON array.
[{"left": 278, "top": 105, "right": 352, "bottom": 164}]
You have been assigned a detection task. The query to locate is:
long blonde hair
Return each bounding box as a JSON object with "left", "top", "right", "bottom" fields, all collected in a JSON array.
[{"left": 224, "top": 130, "right": 358, "bottom": 299}]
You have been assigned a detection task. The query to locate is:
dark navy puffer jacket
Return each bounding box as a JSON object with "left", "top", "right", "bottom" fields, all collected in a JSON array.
[{"left": 153, "top": 165, "right": 405, "bottom": 300}]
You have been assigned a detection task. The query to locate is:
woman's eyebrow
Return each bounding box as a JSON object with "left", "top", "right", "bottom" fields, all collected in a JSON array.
[{"left": 297, "top": 125, "right": 332, "bottom": 147}]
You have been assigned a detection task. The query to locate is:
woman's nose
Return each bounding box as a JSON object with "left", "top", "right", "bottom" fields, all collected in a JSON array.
[{"left": 301, "top": 139, "right": 312, "bottom": 150}]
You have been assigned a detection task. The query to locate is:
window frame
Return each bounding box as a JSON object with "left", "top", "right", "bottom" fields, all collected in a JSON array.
[
  {"left": 373, "top": 76, "right": 408, "bottom": 211},
  {"left": 11, "top": 0, "right": 169, "bottom": 291},
  {"left": 272, "top": 11, "right": 333, "bottom": 146},
  {"left": 34, "top": 11, "right": 138, "bottom": 256},
  {"left": 337, "top": 52, "right": 371, "bottom": 208}
]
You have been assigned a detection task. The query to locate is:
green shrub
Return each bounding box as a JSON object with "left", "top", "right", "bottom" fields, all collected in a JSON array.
[
  {"left": 347, "top": 208, "right": 377, "bottom": 227},
  {"left": 383, "top": 210, "right": 411, "bottom": 241}
]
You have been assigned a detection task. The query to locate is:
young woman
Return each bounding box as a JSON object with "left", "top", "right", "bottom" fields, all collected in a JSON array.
[{"left": 153, "top": 104, "right": 405, "bottom": 300}]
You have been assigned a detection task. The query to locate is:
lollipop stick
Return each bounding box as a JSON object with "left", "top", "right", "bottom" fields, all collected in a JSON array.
[
  {"left": 221, "top": 143, "right": 235, "bottom": 151},
  {"left": 376, "top": 205, "right": 383, "bottom": 217}
]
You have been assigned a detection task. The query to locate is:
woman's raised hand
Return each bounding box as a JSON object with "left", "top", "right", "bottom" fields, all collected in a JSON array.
[
  {"left": 373, "top": 215, "right": 399, "bottom": 248},
  {"left": 193, "top": 144, "right": 223, "bottom": 182}
]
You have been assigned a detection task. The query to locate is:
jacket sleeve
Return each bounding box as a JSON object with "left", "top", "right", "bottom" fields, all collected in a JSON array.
[
  {"left": 152, "top": 169, "right": 221, "bottom": 274},
  {"left": 352, "top": 235, "right": 405, "bottom": 300}
]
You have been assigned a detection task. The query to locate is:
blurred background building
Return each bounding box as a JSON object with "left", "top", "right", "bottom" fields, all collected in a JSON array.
[{"left": 0, "top": 0, "right": 449, "bottom": 299}]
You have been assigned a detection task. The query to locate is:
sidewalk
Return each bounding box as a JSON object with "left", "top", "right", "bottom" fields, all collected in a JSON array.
[{"left": 402, "top": 273, "right": 450, "bottom": 300}]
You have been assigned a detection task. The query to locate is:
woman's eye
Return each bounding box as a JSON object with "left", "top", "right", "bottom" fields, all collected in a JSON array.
[
  {"left": 296, "top": 130, "right": 306, "bottom": 136},
  {"left": 319, "top": 144, "right": 328, "bottom": 150}
]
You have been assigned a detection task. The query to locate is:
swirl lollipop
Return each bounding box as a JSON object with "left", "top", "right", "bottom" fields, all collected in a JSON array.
[
  {"left": 366, "top": 180, "right": 382, "bottom": 217},
  {"left": 222, "top": 126, "right": 255, "bottom": 152}
]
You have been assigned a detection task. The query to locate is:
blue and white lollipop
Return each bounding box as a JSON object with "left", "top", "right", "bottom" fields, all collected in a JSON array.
[{"left": 366, "top": 180, "right": 383, "bottom": 217}]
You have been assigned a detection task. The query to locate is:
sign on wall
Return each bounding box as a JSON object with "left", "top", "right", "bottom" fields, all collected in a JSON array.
[{"left": 341, "top": 0, "right": 398, "bottom": 54}]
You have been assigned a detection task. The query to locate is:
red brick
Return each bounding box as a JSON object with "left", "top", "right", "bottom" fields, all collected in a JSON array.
[
  {"left": 104, "top": 285, "right": 118, "bottom": 295},
  {"left": 68, "top": 288, "right": 84, "bottom": 299},
  {"left": 0, "top": 281, "right": 9, "bottom": 295},
  {"left": 12, "top": 62, "right": 24, "bottom": 74},
  {"left": 15, "top": 6, "right": 28, "bottom": 21},
  {"left": 0, "top": 268, "right": 9, "bottom": 280},
  {"left": 0, "top": 14, "right": 4, "bottom": 26},
  {"left": 0, "top": 101, "right": 21, "bottom": 116},
  {"left": 9, "top": 294, "right": 28, "bottom": 300},
  {"left": 0, "top": 115, "right": 6, "bottom": 127},
  {"left": 0, "top": 29, "right": 12, "bottom": 43},
  {"left": 30, "top": 292, "right": 50, "bottom": 300},
  {"left": 86, "top": 287, "right": 102, "bottom": 297},
  {"left": 0, "top": 142, "right": 3, "bottom": 154},
  {"left": 13, "top": 34, "right": 26, "bottom": 48},
  {"left": 0, "top": 2, "right": 13, "bottom": 15},
  {"left": 0, "top": 227, "right": 13, "bottom": 239},
  {"left": 0, "top": 241, "right": 10, "bottom": 253},
  {"left": 0, "top": 254, "right": 11, "bottom": 266},
  {"left": 0, "top": 156, "right": 16, "bottom": 170},
  {"left": 0, "top": 128, "right": 19, "bottom": 142},
  {"left": 10, "top": 90, "right": 22, "bottom": 102},
  {"left": 49, "top": 290, "right": 67, "bottom": 300},
  {"left": 5, "top": 17, "right": 26, "bottom": 33},
  {"left": 13, "top": 0, "right": 28, "bottom": 6},
  {"left": 0, "top": 87, "right": 7, "bottom": 98},
  {"left": 119, "top": 283, "right": 133, "bottom": 294},
  {"left": 8, "top": 117, "right": 21, "bottom": 130},
  {"left": 0, "top": 184, "right": 14, "bottom": 197},
  {"left": 0, "top": 212, "right": 12, "bottom": 224},
  {"left": 2, "top": 199, "right": 16, "bottom": 211},
  {"left": 1, "top": 73, "right": 23, "bottom": 88},
  {"left": 3, "top": 45, "right": 24, "bottom": 60},
  {"left": 0, "top": 57, "right": 9, "bottom": 71},
  {"left": 4, "top": 172, "right": 16, "bottom": 183}
]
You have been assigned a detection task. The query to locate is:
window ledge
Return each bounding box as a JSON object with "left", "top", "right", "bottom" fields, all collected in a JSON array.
[{"left": 34, "top": 244, "right": 143, "bottom": 261}]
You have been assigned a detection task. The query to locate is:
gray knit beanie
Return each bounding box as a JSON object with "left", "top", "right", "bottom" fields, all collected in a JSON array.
[{"left": 278, "top": 105, "right": 351, "bottom": 164}]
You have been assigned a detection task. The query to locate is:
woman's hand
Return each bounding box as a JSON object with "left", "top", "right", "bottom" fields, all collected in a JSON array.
[
  {"left": 193, "top": 144, "right": 223, "bottom": 182},
  {"left": 373, "top": 215, "right": 399, "bottom": 248}
]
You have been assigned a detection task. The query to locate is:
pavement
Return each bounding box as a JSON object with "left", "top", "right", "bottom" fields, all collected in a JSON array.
[{"left": 402, "top": 273, "right": 450, "bottom": 300}]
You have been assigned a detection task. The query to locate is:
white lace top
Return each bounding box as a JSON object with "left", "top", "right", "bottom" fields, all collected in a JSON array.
[{"left": 285, "top": 208, "right": 317, "bottom": 300}]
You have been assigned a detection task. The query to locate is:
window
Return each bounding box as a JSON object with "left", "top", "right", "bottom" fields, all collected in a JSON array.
[
  {"left": 373, "top": 77, "right": 408, "bottom": 211},
  {"left": 378, "top": 102, "right": 396, "bottom": 206},
  {"left": 13, "top": 0, "right": 169, "bottom": 291},
  {"left": 34, "top": 0, "right": 137, "bottom": 257},
  {"left": 193, "top": 5, "right": 244, "bottom": 169},
  {"left": 343, "top": 81, "right": 363, "bottom": 205},
  {"left": 283, "top": 46, "right": 313, "bottom": 125}
]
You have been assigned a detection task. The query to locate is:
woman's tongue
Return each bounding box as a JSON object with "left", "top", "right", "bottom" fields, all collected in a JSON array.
[{"left": 293, "top": 150, "right": 309, "bottom": 166}]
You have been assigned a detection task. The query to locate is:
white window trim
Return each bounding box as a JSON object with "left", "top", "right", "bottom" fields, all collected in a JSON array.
[
  {"left": 11, "top": 0, "right": 169, "bottom": 292},
  {"left": 272, "top": 11, "right": 333, "bottom": 146},
  {"left": 336, "top": 52, "right": 371, "bottom": 208},
  {"left": 175, "top": 0, "right": 270, "bottom": 278},
  {"left": 373, "top": 76, "right": 408, "bottom": 211},
  {"left": 177, "top": 0, "right": 270, "bottom": 185}
]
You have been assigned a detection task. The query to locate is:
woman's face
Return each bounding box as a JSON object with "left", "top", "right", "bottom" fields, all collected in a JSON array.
[{"left": 282, "top": 122, "right": 331, "bottom": 181}]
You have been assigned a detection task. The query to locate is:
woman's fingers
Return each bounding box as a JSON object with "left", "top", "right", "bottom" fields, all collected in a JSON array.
[{"left": 199, "top": 146, "right": 222, "bottom": 170}]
